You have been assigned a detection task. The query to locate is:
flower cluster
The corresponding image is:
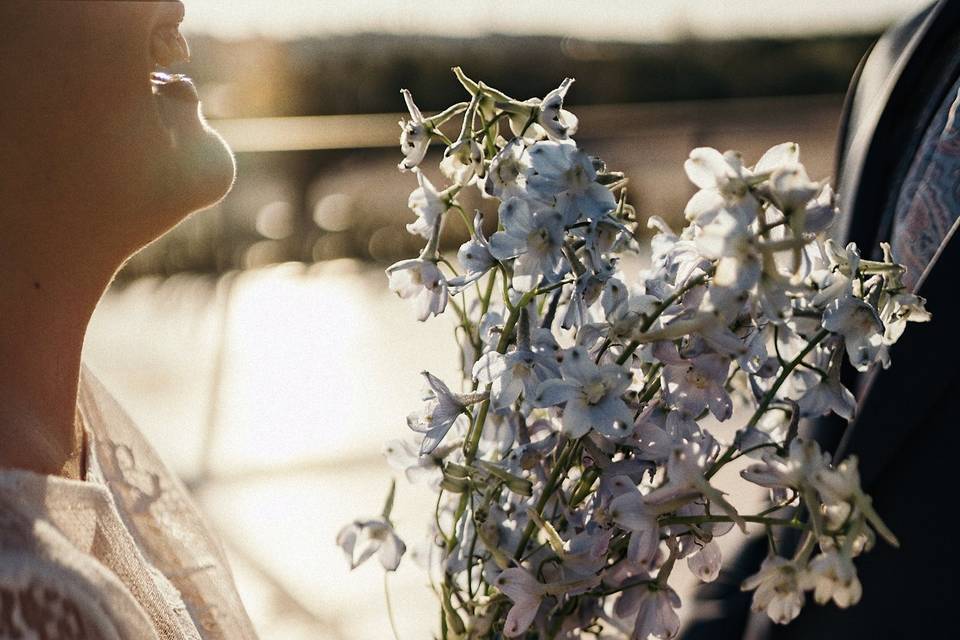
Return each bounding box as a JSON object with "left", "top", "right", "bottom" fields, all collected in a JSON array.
[{"left": 337, "top": 69, "right": 929, "bottom": 638}]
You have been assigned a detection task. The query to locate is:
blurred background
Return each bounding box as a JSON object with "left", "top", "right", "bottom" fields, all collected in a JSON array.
[{"left": 80, "top": 1, "right": 930, "bottom": 638}]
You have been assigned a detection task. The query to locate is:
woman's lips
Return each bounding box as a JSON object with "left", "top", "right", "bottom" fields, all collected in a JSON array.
[
  {"left": 151, "top": 72, "right": 203, "bottom": 136},
  {"left": 151, "top": 71, "right": 199, "bottom": 104}
]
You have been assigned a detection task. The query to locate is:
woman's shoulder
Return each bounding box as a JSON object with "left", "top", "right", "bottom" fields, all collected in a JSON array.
[
  {"left": 75, "top": 365, "right": 258, "bottom": 639},
  {"left": 0, "top": 488, "right": 159, "bottom": 639}
]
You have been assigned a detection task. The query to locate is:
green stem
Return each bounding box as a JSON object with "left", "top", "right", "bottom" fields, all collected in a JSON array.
[
  {"left": 659, "top": 514, "right": 802, "bottom": 529},
  {"left": 463, "top": 288, "right": 537, "bottom": 462},
  {"left": 451, "top": 204, "right": 475, "bottom": 236},
  {"left": 616, "top": 273, "right": 709, "bottom": 365},
  {"left": 384, "top": 573, "right": 402, "bottom": 640},
  {"left": 514, "top": 440, "right": 576, "bottom": 559},
  {"left": 381, "top": 479, "right": 397, "bottom": 522},
  {"left": 590, "top": 576, "right": 653, "bottom": 597},
  {"left": 569, "top": 467, "right": 600, "bottom": 507},
  {"left": 745, "top": 328, "right": 829, "bottom": 433},
  {"left": 636, "top": 366, "right": 663, "bottom": 405},
  {"left": 706, "top": 328, "right": 829, "bottom": 480}
]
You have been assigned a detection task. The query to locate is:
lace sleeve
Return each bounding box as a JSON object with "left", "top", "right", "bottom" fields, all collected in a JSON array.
[{"left": 0, "top": 541, "right": 158, "bottom": 640}]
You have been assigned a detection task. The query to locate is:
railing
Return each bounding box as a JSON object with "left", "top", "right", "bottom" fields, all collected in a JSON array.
[{"left": 210, "top": 93, "right": 843, "bottom": 153}]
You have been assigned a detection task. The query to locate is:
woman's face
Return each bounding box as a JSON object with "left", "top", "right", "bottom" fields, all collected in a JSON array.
[{"left": 0, "top": 0, "right": 235, "bottom": 265}]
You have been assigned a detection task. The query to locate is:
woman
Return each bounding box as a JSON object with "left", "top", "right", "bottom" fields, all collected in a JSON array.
[{"left": 0, "top": 1, "right": 256, "bottom": 637}]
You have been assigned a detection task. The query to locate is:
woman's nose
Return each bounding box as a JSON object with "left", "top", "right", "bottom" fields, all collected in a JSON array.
[
  {"left": 151, "top": 23, "right": 190, "bottom": 67},
  {"left": 150, "top": 1, "right": 188, "bottom": 67}
]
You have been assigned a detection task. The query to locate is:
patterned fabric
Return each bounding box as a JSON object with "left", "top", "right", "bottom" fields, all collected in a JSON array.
[
  {"left": 0, "top": 367, "right": 258, "bottom": 640},
  {"left": 891, "top": 75, "right": 960, "bottom": 290}
]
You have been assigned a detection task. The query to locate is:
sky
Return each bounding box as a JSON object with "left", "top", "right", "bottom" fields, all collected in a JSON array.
[{"left": 181, "top": 0, "right": 933, "bottom": 41}]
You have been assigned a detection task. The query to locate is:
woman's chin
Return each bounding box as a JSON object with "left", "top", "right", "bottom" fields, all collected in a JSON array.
[
  {"left": 171, "top": 118, "right": 236, "bottom": 213},
  {"left": 152, "top": 75, "right": 236, "bottom": 219}
]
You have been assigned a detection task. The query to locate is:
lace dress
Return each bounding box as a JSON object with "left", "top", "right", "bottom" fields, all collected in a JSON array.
[{"left": 0, "top": 366, "right": 258, "bottom": 639}]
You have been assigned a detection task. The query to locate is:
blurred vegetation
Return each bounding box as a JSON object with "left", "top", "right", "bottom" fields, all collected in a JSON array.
[{"left": 121, "top": 32, "right": 878, "bottom": 280}]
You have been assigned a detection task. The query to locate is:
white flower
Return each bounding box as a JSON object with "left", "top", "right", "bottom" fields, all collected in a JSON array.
[
  {"left": 484, "top": 138, "right": 529, "bottom": 199},
  {"left": 807, "top": 551, "right": 862, "bottom": 608},
  {"left": 633, "top": 587, "right": 682, "bottom": 640},
  {"left": 644, "top": 437, "right": 746, "bottom": 531},
  {"left": 473, "top": 347, "right": 559, "bottom": 413},
  {"left": 560, "top": 527, "right": 611, "bottom": 577},
  {"left": 683, "top": 147, "right": 757, "bottom": 225},
  {"left": 696, "top": 209, "right": 761, "bottom": 293},
  {"left": 449, "top": 212, "right": 496, "bottom": 289},
  {"left": 644, "top": 216, "right": 710, "bottom": 301},
  {"left": 796, "top": 359, "right": 857, "bottom": 422},
  {"left": 812, "top": 457, "right": 898, "bottom": 548},
  {"left": 336, "top": 518, "right": 406, "bottom": 571},
  {"left": 810, "top": 240, "right": 860, "bottom": 306},
  {"left": 561, "top": 272, "right": 609, "bottom": 331},
  {"left": 656, "top": 342, "right": 733, "bottom": 422},
  {"left": 494, "top": 568, "right": 547, "bottom": 637},
  {"left": 441, "top": 138, "right": 484, "bottom": 186},
  {"left": 608, "top": 482, "right": 660, "bottom": 568},
  {"left": 493, "top": 568, "right": 600, "bottom": 638},
  {"left": 398, "top": 89, "right": 430, "bottom": 171},
  {"left": 537, "top": 77, "right": 579, "bottom": 141},
  {"left": 525, "top": 140, "right": 616, "bottom": 223},
  {"left": 489, "top": 197, "right": 566, "bottom": 291},
  {"left": 614, "top": 583, "right": 681, "bottom": 640},
  {"left": 383, "top": 438, "right": 453, "bottom": 488},
  {"left": 600, "top": 281, "right": 660, "bottom": 344},
  {"left": 687, "top": 539, "right": 722, "bottom": 583},
  {"left": 880, "top": 289, "right": 931, "bottom": 344},
  {"left": 407, "top": 371, "right": 484, "bottom": 454},
  {"left": 767, "top": 163, "right": 820, "bottom": 215},
  {"left": 822, "top": 295, "right": 886, "bottom": 372},
  {"left": 386, "top": 258, "right": 448, "bottom": 321},
  {"left": 405, "top": 169, "right": 448, "bottom": 239},
  {"left": 740, "top": 438, "right": 830, "bottom": 491},
  {"left": 533, "top": 346, "right": 634, "bottom": 438},
  {"left": 751, "top": 142, "right": 800, "bottom": 176},
  {"left": 801, "top": 183, "right": 840, "bottom": 234},
  {"left": 741, "top": 556, "right": 809, "bottom": 624}
]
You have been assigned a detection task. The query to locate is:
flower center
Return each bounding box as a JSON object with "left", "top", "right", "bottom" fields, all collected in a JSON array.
[
  {"left": 565, "top": 163, "right": 590, "bottom": 192},
  {"left": 511, "top": 361, "right": 532, "bottom": 379},
  {"left": 498, "top": 159, "right": 521, "bottom": 184},
  {"left": 685, "top": 367, "right": 709, "bottom": 389},
  {"left": 528, "top": 227, "right": 552, "bottom": 254},
  {"left": 583, "top": 380, "right": 607, "bottom": 405}
]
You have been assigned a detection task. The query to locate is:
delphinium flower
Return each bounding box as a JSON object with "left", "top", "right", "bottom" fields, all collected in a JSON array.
[
  {"left": 485, "top": 138, "right": 529, "bottom": 199},
  {"left": 398, "top": 89, "right": 430, "bottom": 171},
  {"left": 337, "top": 70, "right": 929, "bottom": 639},
  {"left": 807, "top": 550, "right": 862, "bottom": 608},
  {"left": 336, "top": 481, "right": 406, "bottom": 571},
  {"left": 448, "top": 212, "right": 496, "bottom": 289},
  {"left": 494, "top": 567, "right": 600, "bottom": 637},
  {"left": 536, "top": 78, "right": 579, "bottom": 141},
  {"left": 405, "top": 168, "right": 450, "bottom": 239},
  {"left": 472, "top": 341, "right": 559, "bottom": 414},
  {"left": 386, "top": 258, "right": 448, "bottom": 321},
  {"left": 687, "top": 539, "right": 722, "bottom": 583},
  {"left": 615, "top": 582, "right": 682, "bottom": 640},
  {"left": 741, "top": 556, "right": 809, "bottom": 624},
  {"left": 407, "top": 371, "right": 487, "bottom": 454},
  {"left": 525, "top": 141, "right": 617, "bottom": 224},
  {"left": 488, "top": 197, "right": 567, "bottom": 291},
  {"left": 532, "top": 346, "right": 634, "bottom": 438},
  {"left": 336, "top": 518, "right": 406, "bottom": 571}
]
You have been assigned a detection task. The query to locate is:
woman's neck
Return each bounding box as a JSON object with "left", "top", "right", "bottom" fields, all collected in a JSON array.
[{"left": 0, "top": 244, "right": 111, "bottom": 479}]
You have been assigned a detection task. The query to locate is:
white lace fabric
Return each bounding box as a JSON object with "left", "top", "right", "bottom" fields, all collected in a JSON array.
[{"left": 0, "top": 366, "right": 258, "bottom": 639}]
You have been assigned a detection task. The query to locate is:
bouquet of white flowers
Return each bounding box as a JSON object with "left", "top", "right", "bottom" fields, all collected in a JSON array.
[{"left": 337, "top": 68, "right": 930, "bottom": 639}]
